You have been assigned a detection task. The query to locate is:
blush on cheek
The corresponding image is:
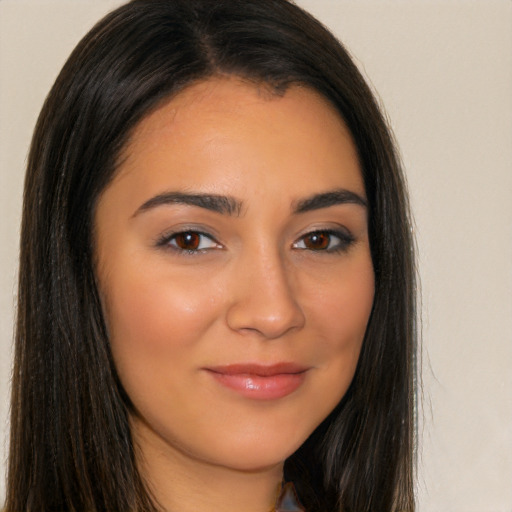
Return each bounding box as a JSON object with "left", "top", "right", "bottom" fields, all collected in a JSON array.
[
  {"left": 306, "top": 272, "right": 373, "bottom": 383},
  {"left": 104, "top": 273, "right": 219, "bottom": 360},
  {"left": 318, "top": 285, "right": 373, "bottom": 338}
]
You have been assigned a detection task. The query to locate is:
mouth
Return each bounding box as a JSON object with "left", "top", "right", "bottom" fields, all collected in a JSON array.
[{"left": 204, "top": 363, "right": 309, "bottom": 400}]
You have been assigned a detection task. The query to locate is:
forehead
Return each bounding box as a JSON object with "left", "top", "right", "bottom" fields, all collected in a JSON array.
[{"left": 111, "top": 76, "right": 364, "bottom": 202}]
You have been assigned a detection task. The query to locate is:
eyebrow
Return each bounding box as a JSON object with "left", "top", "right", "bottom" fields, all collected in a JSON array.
[
  {"left": 134, "top": 191, "right": 243, "bottom": 217},
  {"left": 133, "top": 188, "right": 366, "bottom": 218},
  {"left": 292, "top": 189, "right": 367, "bottom": 213}
]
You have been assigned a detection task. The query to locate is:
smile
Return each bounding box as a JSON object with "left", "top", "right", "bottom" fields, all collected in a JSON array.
[{"left": 204, "top": 363, "right": 309, "bottom": 400}]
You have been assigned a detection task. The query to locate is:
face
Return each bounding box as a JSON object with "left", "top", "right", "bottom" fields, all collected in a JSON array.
[{"left": 95, "top": 77, "right": 374, "bottom": 473}]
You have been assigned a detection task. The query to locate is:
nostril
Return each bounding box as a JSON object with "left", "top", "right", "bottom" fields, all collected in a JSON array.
[{"left": 225, "top": 288, "right": 305, "bottom": 339}]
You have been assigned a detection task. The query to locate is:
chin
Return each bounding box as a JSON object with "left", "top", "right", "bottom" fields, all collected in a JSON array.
[{"left": 197, "top": 426, "right": 313, "bottom": 473}]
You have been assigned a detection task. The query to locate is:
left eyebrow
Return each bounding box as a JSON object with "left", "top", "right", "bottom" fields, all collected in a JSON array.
[{"left": 292, "top": 189, "right": 367, "bottom": 213}]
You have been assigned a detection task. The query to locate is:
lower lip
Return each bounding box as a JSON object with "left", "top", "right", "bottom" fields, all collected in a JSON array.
[{"left": 207, "top": 371, "right": 307, "bottom": 400}]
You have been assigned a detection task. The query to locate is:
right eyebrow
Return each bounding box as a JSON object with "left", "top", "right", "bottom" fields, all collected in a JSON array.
[{"left": 132, "top": 191, "right": 243, "bottom": 218}]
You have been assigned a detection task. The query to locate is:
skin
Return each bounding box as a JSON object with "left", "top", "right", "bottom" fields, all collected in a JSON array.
[{"left": 95, "top": 77, "right": 375, "bottom": 512}]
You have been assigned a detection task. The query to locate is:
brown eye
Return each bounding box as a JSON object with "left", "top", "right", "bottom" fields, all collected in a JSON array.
[
  {"left": 303, "top": 232, "right": 330, "bottom": 250},
  {"left": 160, "top": 231, "right": 221, "bottom": 253},
  {"left": 174, "top": 232, "right": 201, "bottom": 250},
  {"left": 293, "top": 229, "right": 354, "bottom": 253}
]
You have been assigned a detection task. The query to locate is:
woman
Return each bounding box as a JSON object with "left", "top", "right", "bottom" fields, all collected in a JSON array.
[{"left": 6, "top": 0, "right": 416, "bottom": 511}]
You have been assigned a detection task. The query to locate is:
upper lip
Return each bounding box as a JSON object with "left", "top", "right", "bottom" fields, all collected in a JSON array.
[{"left": 205, "top": 363, "right": 309, "bottom": 377}]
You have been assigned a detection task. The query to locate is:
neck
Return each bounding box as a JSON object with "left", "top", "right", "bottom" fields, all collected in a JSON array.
[{"left": 133, "top": 418, "right": 284, "bottom": 512}]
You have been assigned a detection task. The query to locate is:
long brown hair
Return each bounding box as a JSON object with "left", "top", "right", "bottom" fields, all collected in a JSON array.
[{"left": 7, "top": 1, "right": 416, "bottom": 510}]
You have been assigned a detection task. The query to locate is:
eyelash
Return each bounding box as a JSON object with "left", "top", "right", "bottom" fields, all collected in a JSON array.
[
  {"left": 155, "top": 228, "right": 355, "bottom": 255},
  {"left": 156, "top": 230, "right": 222, "bottom": 254},
  {"left": 292, "top": 229, "right": 355, "bottom": 253}
]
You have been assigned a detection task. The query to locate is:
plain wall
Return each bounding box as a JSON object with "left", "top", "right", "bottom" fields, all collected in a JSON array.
[{"left": 1, "top": 1, "right": 511, "bottom": 510}]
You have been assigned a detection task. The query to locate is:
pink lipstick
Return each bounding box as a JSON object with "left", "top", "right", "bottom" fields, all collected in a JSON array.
[{"left": 205, "top": 363, "right": 308, "bottom": 400}]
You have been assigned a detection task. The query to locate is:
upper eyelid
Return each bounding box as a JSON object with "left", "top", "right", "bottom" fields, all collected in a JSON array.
[
  {"left": 294, "top": 225, "right": 353, "bottom": 240},
  {"left": 292, "top": 228, "right": 355, "bottom": 250},
  {"left": 155, "top": 231, "right": 223, "bottom": 255},
  {"left": 154, "top": 225, "right": 355, "bottom": 248}
]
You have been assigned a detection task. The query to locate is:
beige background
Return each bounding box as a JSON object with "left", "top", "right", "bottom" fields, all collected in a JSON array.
[{"left": 1, "top": 1, "right": 511, "bottom": 510}]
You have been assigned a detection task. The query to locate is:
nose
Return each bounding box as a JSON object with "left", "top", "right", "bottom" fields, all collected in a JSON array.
[{"left": 226, "top": 248, "right": 306, "bottom": 339}]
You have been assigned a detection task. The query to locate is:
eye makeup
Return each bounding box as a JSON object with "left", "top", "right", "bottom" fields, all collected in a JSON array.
[
  {"left": 293, "top": 228, "right": 355, "bottom": 253},
  {"left": 154, "top": 226, "right": 355, "bottom": 257},
  {"left": 155, "top": 228, "right": 223, "bottom": 254}
]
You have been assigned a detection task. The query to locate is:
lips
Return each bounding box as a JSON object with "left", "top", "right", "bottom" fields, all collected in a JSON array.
[{"left": 204, "top": 363, "right": 309, "bottom": 400}]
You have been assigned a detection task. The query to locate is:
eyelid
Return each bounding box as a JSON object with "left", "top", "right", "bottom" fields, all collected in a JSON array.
[
  {"left": 155, "top": 227, "right": 223, "bottom": 253},
  {"left": 292, "top": 227, "right": 355, "bottom": 252},
  {"left": 154, "top": 225, "right": 355, "bottom": 255}
]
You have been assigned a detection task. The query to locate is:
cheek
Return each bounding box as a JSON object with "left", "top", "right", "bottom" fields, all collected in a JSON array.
[
  {"left": 100, "top": 263, "right": 223, "bottom": 381},
  {"left": 330, "top": 267, "right": 374, "bottom": 345},
  {"left": 304, "top": 256, "right": 374, "bottom": 391}
]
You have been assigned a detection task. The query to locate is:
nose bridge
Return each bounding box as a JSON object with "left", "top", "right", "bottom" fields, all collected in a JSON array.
[{"left": 226, "top": 241, "right": 305, "bottom": 339}]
